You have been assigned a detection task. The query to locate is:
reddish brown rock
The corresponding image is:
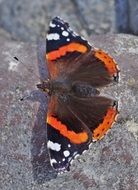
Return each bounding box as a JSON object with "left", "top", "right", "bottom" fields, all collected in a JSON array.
[{"left": 0, "top": 34, "right": 138, "bottom": 190}]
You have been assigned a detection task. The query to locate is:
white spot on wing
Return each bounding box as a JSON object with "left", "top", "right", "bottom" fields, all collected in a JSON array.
[
  {"left": 66, "top": 38, "right": 70, "bottom": 41},
  {"left": 8, "top": 61, "right": 19, "bottom": 71},
  {"left": 47, "top": 140, "right": 61, "bottom": 151},
  {"left": 50, "top": 22, "right": 56, "bottom": 28},
  {"left": 72, "top": 31, "right": 78, "bottom": 37},
  {"left": 62, "top": 31, "right": 69, "bottom": 37},
  {"left": 74, "top": 154, "right": 79, "bottom": 159},
  {"left": 63, "top": 150, "right": 70, "bottom": 157},
  {"left": 47, "top": 33, "right": 60, "bottom": 40},
  {"left": 68, "top": 144, "right": 71, "bottom": 148},
  {"left": 81, "top": 36, "right": 86, "bottom": 40},
  {"left": 50, "top": 158, "right": 57, "bottom": 166}
]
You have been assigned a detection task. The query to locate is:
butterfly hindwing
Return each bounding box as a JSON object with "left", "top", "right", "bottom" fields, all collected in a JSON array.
[
  {"left": 46, "top": 94, "right": 118, "bottom": 172},
  {"left": 46, "top": 95, "right": 91, "bottom": 172},
  {"left": 67, "top": 95, "right": 118, "bottom": 141}
]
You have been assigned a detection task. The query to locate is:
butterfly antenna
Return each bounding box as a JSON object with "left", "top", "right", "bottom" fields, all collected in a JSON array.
[
  {"left": 20, "top": 94, "right": 31, "bottom": 101},
  {"left": 13, "top": 56, "right": 48, "bottom": 82},
  {"left": 13, "top": 56, "right": 49, "bottom": 101}
]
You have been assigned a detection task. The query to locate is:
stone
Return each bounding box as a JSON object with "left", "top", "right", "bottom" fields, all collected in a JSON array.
[
  {"left": 0, "top": 34, "right": 138, "bottom": 190},
  {"left": 115, "top": 0, "right": 138, "bottom": 35},
  {"left": 0, "top": 0, "right": 83, "bottom": 42},
  {"left": 0, "top": 0, "right": 115, "bottom": 42},
  {"left": 72, "top": 0, "right": 115, "bottom": 34},
  {"left": 129, "top": 0, "right": 138, "bottom": 35}
]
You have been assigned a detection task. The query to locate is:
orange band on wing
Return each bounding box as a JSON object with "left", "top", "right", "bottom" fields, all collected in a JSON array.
[
  {"left": 46, "top": 43, "right": 88, "bottom": 61},
  {"left": 47, "top": 115, "right": 88, "bottom": 144},
  {"left": 93, "top": 107, "right": 118, "bottom": 141},
  {"left": 94, "top": 49, "right": 118, "bottom": 76}
]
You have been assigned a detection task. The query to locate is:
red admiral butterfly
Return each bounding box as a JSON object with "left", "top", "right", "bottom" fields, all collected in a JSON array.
[{"left": 37, "top": 17, "right": 119, "bottom": 173}]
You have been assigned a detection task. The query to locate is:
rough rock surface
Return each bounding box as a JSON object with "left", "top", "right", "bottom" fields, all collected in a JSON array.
[
  {"left": 115, "top": 0, "right": 138, "bottom": 35},
  {"left": 0, "top": 34, "right": 138, "bottom": 190},
  {"left": 0, "top": 0, "right": 115, "bottom": 42}
]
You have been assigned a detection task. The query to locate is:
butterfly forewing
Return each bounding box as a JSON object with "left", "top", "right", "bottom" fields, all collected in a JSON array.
[{"left": 46, "top": 17, "right": 91, "bottom": 79}]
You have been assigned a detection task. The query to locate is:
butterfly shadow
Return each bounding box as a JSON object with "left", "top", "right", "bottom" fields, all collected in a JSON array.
[{"left": 30, "top": 39, "right": 57, "bottom": 184}]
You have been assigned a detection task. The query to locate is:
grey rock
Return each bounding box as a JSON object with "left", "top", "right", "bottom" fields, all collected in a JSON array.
[
  {"left": 0, "top": 34, "right": 138, "bottom": 190},
  {"left": 115, "top": 0, "right": 130, "bottom": 33},
  {"left": 115, "top": 0, "right": 138, "bottom": 35},
  {"left": 0, "top": 28, "right": 11, "bottom": 40},
  {"left": 0, "top": 0, "right": 116, "bottom": 42},
  {"left": 0, "top": 0, "right": 83, "bottom": 42},
  {"left": 129, "top": 0, "right": 138, "bottom": 35},
  {"left": 72, "top": 0, "right": 115, "bottom": 35}
]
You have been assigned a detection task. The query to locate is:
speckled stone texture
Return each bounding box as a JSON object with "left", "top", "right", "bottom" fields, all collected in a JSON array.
[
  {"left": 0, "top": 0, "right": 115, "bottom": 42},
  {"left": 115, "top": 0, "right": 138, "bottom": 35},
  {"left": 0, "top": 34, "right": 138, "bottom": 190}
]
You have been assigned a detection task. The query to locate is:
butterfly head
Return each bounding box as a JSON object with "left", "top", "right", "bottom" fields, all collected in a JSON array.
[{"left": 37, "top": 80, "right": 50, "bottom": 94}]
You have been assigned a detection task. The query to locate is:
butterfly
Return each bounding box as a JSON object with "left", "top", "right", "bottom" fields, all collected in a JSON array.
[{"left": 37, "top": 17, "right": 119, "bottom": 173}]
